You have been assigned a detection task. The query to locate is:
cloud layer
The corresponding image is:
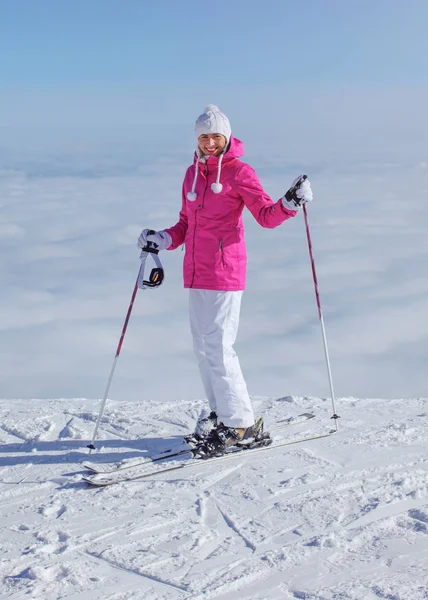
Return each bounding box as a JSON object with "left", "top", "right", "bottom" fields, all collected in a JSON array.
[{"left": 1, "top": 89, "right": 427, "bottom": 402}]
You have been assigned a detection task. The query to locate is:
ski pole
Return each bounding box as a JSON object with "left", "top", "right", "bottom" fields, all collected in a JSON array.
[
  {"left": 302, "top": 201, "right": 340, "bottom": 431},
  {"left": 88, "top": 241, "right": 164, "bottom": 452}
]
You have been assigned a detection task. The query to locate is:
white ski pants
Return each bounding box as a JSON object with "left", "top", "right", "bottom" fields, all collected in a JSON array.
[{"left": 189, "top": 289, "right": 254, "bottom": 428}]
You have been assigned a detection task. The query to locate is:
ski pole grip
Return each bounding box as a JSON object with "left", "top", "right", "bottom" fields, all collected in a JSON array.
[{"left": 142, "top": 230, "right": 159, "bottom": 254}]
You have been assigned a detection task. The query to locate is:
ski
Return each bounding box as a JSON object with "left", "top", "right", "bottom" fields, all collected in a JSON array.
[
  {"left": 83, "top": 412, "right": 315, "bottom": 474},
  {"left": 83, "top": 447, "right": 190, "bottom": 474},
  {"left": 82, "top": 428, "right": 336, "bottom": 487}
]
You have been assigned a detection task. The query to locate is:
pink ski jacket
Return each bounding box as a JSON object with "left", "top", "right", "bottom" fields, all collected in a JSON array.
[{"left": 165, "top": 136, "right": 297, "bottom": 291}]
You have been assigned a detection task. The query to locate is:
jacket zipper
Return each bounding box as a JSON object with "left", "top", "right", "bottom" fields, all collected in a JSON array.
[{"left": 190, "top": 162, "right": 209, "bottom": 288}]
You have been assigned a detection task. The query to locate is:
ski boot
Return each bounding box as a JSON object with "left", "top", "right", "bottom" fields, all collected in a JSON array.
[
  {"left": 192, "top": 417, "right": 271, "bottom": 458},
  {"left": 184, "top": 410, "right": 218, "bottom": 445}
]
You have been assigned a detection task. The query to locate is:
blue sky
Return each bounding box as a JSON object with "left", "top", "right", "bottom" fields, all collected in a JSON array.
[
  {"left": 1, "top": 0, "right": 428, "bottom": 155},
  {"left": 1, "top": 0, "right": 428, "bottom": 88}
]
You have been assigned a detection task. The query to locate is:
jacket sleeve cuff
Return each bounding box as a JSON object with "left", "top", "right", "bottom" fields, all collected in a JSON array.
[
  {"left": 280, "top": 196, "right": 298, "bottom": 214},
  {"left": 164, "top": 227, "right": 184, "bottom": 250}
]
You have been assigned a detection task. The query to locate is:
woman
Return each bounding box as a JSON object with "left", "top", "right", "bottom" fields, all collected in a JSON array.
[{"left": 138, "top": 104, "right": 313, "bottom": 457}]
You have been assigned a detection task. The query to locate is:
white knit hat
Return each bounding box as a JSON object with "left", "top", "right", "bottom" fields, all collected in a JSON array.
[
  {"left": 187, "top": 105, "right": 231, "bottom": 201},
  {"left": 195, "top": 104, "right": 231, "bottom": 144}
]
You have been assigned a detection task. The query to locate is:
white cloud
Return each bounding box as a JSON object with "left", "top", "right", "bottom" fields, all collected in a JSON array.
[{"left": 0, "top": 88, "right": 427, "bottom": 401}]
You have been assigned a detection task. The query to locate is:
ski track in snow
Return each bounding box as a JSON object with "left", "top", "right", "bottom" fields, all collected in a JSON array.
[{"left": 0, "top": 395, "right": 427, "bottom": 600}]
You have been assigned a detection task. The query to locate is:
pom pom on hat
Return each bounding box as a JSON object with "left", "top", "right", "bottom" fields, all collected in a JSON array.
[{"left": 195, "top": 105, "right": 231, "bottom": 143}]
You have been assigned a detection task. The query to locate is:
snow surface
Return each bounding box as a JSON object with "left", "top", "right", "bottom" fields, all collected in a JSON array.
[{"left": 1, "top": 394, "right": 427, "bottom": 599}]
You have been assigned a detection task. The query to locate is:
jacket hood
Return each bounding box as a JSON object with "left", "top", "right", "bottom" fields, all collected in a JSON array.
[{"left": 187, "top": 136, "right": 245, "bottom": 201}]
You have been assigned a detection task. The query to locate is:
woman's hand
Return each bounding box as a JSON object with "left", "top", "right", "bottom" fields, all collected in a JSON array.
[
  {"left": 282, "top": 175, "right": 313, "bottom": 210},
  {"left": 137, "top": 229, "right": 172, "bottom": 250}
]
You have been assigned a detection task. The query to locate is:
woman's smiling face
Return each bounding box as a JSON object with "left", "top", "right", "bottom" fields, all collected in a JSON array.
[{"left": 198, "top": 133, "right": 227, "bottom": 156}]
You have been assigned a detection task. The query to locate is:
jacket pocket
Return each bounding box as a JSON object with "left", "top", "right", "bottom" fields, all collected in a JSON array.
[
  {"left": 218, "top": 230, "right": 239, "bottom": 267},
  {"left": 219, "top": 237, "right": 225, "bottom": 267}
]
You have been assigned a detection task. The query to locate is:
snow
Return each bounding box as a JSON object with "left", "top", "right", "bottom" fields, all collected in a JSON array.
[
  {"left": 1, "top": 394, "right": 427, "bottom": 599},
  {"left": 1, "top": 94, "right": 428, "bottom": 599}
]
